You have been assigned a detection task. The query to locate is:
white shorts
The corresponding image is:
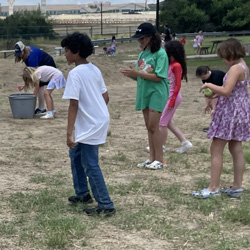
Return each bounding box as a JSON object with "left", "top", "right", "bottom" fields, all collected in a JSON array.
[{"left": 46, "top": 74, "right": 66, "bottom": 90}]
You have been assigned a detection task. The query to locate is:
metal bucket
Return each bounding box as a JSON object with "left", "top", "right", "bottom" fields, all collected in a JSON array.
[{"left": 8, "top": 94, "right": 36, "bottom": 119}]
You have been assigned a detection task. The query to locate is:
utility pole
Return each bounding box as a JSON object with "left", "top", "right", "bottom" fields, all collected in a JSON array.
[
  {"left": 156, "top": 0, "right": 159, "bottom": 31},
  {"left": 101, "top": 2, "right": 103, "bottom": 35}
]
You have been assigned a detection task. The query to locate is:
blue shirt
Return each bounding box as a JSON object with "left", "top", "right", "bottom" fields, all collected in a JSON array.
[{"left": 25, "top": 46, "right": 56, "bottom": 68}]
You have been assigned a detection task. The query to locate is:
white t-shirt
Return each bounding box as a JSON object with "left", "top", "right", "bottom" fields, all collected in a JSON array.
[
  {"left": 193, "top": 38, "right": 198, "bottom": 48},
  {"left": 197, "top": 35, "right": 204, "bottom": 46},
  {"left": 62, "top": 63, "right": 109, "bottom": 145}
]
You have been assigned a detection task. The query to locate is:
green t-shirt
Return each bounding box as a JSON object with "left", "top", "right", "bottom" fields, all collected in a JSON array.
[{"left": 135, "top": 47, "right": 169, "bottom": 112}]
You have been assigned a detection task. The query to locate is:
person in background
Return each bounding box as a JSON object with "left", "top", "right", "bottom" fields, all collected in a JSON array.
[
  {"left": 105, "top": 35, "right": 117, "bottom": 56},
  {"left": 61, "top": 32, "right": 115, "bottom": 217},
  {"left": 120, "top": 23, "right": 169, "bottom": 170},
  {"left": 193, "top": 36, "right": 198, "bottom": 54},
  {"left": 22, "top": 66, "right": 66, "bottom": 119},
  {"left": 171, "top": 33, "right": 178, "bottom": 41},
  {"left": 196, "top": 66, "right": 225, "bottom": 132},
  {"left": 164, "top": 23, "right": 171, "bottom": 43},
  {"left": 196, "top": 30, "right": 204, "bottom": 55},
  {"left": 14, "top": 41, "right": 57, "bottom": 116},
  {"left": 192, "top": 38, "right": 250, "bottom": 199},
  {"left": 179, "top": 35, "right": 186, "bottom": 46}
]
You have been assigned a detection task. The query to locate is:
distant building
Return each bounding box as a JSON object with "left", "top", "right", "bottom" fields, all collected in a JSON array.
[
  {"left": 98, "top": 3, "right": 149, "bottom": 13},
  {"left": 0, "top": 2, "right": 150, "bottom": 16}
]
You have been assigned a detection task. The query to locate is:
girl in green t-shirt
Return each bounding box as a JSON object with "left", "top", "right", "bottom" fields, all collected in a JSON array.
[{"left": 120, "top": 22, "right": 169, "bottom": 169}]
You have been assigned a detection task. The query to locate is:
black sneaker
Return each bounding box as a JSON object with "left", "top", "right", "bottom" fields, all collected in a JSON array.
[
  {"left": 83, "top": 206, "right": 116, "bottom": 217},
  {"left": 35, "top": 108, "right": 47, "bottom": 116},
  {"left": 202, "top": 127, "right": 209, "bottom": 132},
  {"left": 68, "top": 194, "right": 93, "bottom": 204}
]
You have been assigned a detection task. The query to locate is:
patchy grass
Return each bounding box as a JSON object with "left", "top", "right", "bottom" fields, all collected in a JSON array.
[{"left": 0, "top": 39, "right": 250, "bottom": 250}]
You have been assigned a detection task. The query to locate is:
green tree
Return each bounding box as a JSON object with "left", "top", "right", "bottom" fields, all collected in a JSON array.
[
  {"left": 160, "top": 0, "right": 188, "bottom": 32},
  {"left": 210, "top": 0, "right": 241, "bottom": 30},
  {"left": 188, "top": 0, "right": 213, "bottom": 11},
  {"left": 0, "top": 10, "right": 55, "bottom": 48},
  {"left": 221, "top": 2, "right": 250, "bottom": 30},
  {"left": 177, "top": 4, "right": 208, "bottom": 32},
  {"left": 159, "top": 0, "right": 250, "bottom": 32},
  {"left": 160, "top": 0, "right": 208, "bottom": 33}
]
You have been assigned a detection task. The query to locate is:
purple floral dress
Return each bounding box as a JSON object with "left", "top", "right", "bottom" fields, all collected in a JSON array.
[{"left": 208, "top": 63, "right": 250, "bottom": 141}]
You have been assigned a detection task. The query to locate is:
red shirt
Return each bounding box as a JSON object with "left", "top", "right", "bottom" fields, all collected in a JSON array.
[
  {"left": 180, "top": 39, "right": 186, "bottom": 45},
  {"left": 168, "top": 60, "right": 182, "bottom": 107}
]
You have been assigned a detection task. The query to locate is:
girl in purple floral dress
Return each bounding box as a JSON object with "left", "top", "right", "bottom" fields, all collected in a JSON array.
[{"left": 193, "top": 38, "right": 250, "bottom": 198}]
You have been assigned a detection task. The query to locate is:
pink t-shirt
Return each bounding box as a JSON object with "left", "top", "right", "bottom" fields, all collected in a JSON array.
[{"left": 35, "top": 66, "right": 62, "bottom": 82}]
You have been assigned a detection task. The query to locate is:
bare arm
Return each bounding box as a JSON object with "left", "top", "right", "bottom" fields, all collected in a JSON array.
[
  {"left": 102, "top": 91, "right": 109, "bottom": 105},
  {"left": 67, "top": 99, "right": 78, "bottom": 148},
  {"left": 33, "top": 82, "right": 40, "bottom": 95},
  {"left": 120, "top": 68, "right": 137, "bottom": 81},
  {"left": 120, "top": 67, "right": 163, "bottom": 82},
  {"left": 200, "top": 65, "right": 243, "bottom": 97}
]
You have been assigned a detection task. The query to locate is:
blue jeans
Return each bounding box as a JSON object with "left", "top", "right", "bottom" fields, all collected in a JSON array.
[{"left": 69, "top": 143, "right": 114, "bottom": 209}]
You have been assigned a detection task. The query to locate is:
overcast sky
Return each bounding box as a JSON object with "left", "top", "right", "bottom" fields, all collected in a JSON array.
[{"left": 0, "top": 0, "right": 160, "bottom": 6}]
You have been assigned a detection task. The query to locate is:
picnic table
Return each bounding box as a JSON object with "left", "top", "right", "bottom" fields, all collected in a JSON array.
[
  {"left": 210, "top": 40, "right": 224, "bottom": 54},
  {"left": 0, "top": 50, "right": 15, "bottom": 58},
  {"left": 200, "top": 47, "right": 210, "bottom": 55},
  {"left": 55, "top": 47, "right": 64, "bottom": 56}
]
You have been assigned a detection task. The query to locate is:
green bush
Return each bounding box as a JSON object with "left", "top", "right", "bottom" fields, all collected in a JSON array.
[{"left": 0, "top": 10, "right": 55, "bottom": 49}]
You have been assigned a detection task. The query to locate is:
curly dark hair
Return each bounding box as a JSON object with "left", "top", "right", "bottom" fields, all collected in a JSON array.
[
  {"left": 165, "top": 40, "right": 188, "bottom": 82},
  {"left": 61, "top": 32, "right": 94, "bottom": 58},
  {"left": 218, "top": 38, "right": 245, "bottom": 61}
]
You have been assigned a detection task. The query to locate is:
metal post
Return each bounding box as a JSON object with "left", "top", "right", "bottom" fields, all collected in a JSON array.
[
  {"left": 156, "top": 0, "right": 159, "bottom": 31},
  {"left": 101, "top": 3, "right": 103, "bottom": 35},
  {"left": 90, "top": 26, "right": 93, "bottom": 38}
]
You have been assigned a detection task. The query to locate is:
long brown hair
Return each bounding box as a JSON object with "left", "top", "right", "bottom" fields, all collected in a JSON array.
[
  {"left": 165, "top": 40, "right": 188, "bottom": 82},
  {"left": 15, "top": 46, "right": 31, "bottom": 63},
  {"left": 149, "top": 33, "right": 162, "bottom": 53}
]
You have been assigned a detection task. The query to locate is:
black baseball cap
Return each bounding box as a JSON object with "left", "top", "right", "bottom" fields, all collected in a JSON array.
[{"left": 131, "top": 23, "right": 156, "bottom": 39}]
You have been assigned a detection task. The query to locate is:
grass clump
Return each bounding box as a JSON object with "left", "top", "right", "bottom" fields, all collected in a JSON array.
[
  {"left": 223, "top": 195, "right": 250, "bottom": 225},
  {"left": 7, "top": 189, "right": 64, "bottom": 213}
]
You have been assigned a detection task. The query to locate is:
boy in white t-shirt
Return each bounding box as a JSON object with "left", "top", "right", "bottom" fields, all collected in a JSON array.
[{"left": 61, "top": 32, "right": 115, "bottom": 217}]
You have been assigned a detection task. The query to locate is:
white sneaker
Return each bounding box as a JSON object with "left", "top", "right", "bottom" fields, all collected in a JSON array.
[
  {"left": 40, "top": 113, "right": 54, "bottom": 119},
  {"left": 146, "top": 145, "right": 166, "bottom": 153},
  {"left": 146, "top": 160, "right": 167, "bottom": 170},
  {"left": 137, "top": 159, "right": 152, "bottom": 168},
  {"left": 192, "top": 188, "right": 220, "bottom": 198},
  {"left": 176, "top": 141, "right": 192, "bottom": 154}
]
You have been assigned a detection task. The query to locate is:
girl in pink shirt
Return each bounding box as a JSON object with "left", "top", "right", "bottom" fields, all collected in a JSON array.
[
  {"left": 159, "top": 41, "right": 192, "bottom": 153},
  {"left": 23, "top": 66, "right": 66, "bottom": 119}
]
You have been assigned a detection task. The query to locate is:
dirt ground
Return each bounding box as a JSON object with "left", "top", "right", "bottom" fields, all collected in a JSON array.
[{"left": 0, "top": 42, "right": 250, "bottom": 249}]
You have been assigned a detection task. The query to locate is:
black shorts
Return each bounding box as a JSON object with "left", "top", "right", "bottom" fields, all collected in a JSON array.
[{"left": 39, "top": 81, "right": 49, "bottom": 87}]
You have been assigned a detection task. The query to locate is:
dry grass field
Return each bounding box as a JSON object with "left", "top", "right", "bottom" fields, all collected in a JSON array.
[{"left": 0, "top": 41, "right": 250, "bottom": 250}]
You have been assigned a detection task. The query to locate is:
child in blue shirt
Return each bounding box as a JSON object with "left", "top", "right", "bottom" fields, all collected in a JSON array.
[{"left": 15, "top": 41, "right": 56, "bottom": 115}]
